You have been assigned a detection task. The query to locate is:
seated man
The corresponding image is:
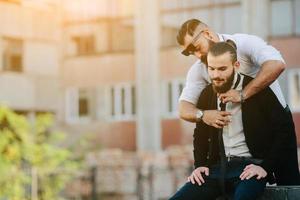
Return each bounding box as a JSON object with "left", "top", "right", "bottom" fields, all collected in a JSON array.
[{"left": 169, "top": 41, "right": 300, "bottom": 200}]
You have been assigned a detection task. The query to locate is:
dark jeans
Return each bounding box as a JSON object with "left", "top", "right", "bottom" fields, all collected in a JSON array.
[{"left": 169, "top": 159, "right": 266, "bottom": 200}]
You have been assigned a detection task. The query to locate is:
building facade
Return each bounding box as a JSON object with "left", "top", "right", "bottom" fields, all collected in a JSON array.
[{"left": 0, "top": 0, "right": 299, "bottom": 151}]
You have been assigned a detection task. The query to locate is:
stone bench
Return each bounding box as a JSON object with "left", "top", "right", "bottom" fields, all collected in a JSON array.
[
  {"left": 216, "top": 186, "right": 300, "bottom": 200},
  {"left": 258, "top": 186, "right": 300, "bottom": 200}
]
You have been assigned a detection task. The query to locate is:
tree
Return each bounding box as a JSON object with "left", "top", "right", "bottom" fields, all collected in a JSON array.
[{"left": 0, "top": 106, "right": 80, "bottom": 200}]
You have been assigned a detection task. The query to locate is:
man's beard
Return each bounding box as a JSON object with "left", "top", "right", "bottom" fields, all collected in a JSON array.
[{"left": 212, "top": 72, "right": 235, "bottom": 94}]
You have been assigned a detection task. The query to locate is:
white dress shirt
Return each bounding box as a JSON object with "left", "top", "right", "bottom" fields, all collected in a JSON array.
[
  {"left": 179, "top": 33, "right": 287, "bottom": 107},
  {"left": 217, "top": 73, "right": 251, "bottom": 157}
]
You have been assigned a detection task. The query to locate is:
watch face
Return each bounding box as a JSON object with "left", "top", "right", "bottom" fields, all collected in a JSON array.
[{"left": 197, "top": 110, "right": 203, "bottom": 119}]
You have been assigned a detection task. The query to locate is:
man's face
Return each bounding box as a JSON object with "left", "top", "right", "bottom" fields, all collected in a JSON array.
[
  {"left": 207, "top": 52, "right": 237, "bottom": 93},
  {"left": 182, "top": 31, "right": 215, "bottom": 65}
]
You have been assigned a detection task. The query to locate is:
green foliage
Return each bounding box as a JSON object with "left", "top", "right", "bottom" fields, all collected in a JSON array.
[{"left": 0, "top": 106, "right": 81, "bottom": 200}]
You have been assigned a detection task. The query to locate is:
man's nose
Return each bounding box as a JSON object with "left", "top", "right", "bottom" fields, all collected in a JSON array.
[{"left": 211, "top": 71, "right": 220, "bottom": 79}]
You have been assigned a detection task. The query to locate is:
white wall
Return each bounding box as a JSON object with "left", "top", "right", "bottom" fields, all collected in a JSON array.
[
  {"left": 23, "top": 42, "right": 59, "bottom": 76},
  {"left": 0, "top": 73, "right": 35, "bottom": 109}
]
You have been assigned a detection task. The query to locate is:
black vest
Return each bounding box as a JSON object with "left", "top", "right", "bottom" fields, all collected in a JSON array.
[{"left": 193, "top": 75, "right": 299, "bottom": 184}]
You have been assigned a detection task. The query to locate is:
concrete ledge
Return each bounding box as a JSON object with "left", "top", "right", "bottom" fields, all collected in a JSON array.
[
  {"left": 216, "top": 186, "right": 300, "bottom": 200},
  {"left": 258, "top": 186, "right": 300, "bottom": 200}
]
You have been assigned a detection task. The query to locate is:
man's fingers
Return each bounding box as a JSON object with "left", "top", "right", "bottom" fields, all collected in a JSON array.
[
  {"left": 240, "top": 171, "right": 247, "bottom": 180},
  {"left": 190, "top": 175, "right": 195, "bottom": 184},
  {"left": 212, "top": 123, "right": 223, "bottom": 129},
  {"left": 257, "top": 174, "right": 262, "bottom": 180},
  {"left": 218, "top": 93, "right": 227, "bottom": 99},
  {"left": 244, "top": 164, "right": 254, "bottom": 171},
  {"left": 221, "top": 97, "right": 233, "bottom": 103},
  {"left": 246, "top": 172, "right": 256, "bottom": 180},
  {"left": 246, "top": 171, "right": 258, "bottom": 180},
  {"left": 192, "top": 173, "right": 202, "bottom": 185},
  {"left": 220, "top": 111, "right": 231, "bottom": 116},
  {"left": 216, "top": 119, "right": 226, "bottom": 126},
  {"left": 195, "top": 170, "right": 206, "bottom": 184},
  {"left": 204, "top": 168, "right": 209, "bottom": 176},
  {"left": 197, "top": 173, "right": 205, "bottom": 184},
  {"left": 218, "top": 117, "right": 231, "bottom": 124},
  {"left": 240, "top": 170, "right": 251, "bottom": 180}
]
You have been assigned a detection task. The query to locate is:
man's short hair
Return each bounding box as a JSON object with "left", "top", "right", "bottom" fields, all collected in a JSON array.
[
  {"left": 208, "top": 40, "right": 237, "bottom": 63},
  {"left": 176, "top": 19, "right": 207, "bottom": 45}
]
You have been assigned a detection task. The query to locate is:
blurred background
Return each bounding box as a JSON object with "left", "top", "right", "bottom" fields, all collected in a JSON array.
[{"left": 0, "top": 0, "right": 299, "bottom": 199}]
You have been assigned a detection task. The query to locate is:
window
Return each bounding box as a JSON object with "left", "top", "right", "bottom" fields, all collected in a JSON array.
[
  {"left": 68, "top": 19, "right": 134, "bottom": 56},
  {"left": 65, "top": 88, "right": 96, "bottom": 123},
  {"left": 2, "top": 38, "right": 23, "bottom": 72},
  {"left": 109, "top": 84, "right": 136, "bottom": 120},
  {"left": 162, "top": 79, "right": 185, "bottom": 117},
  {"left": 73, "top": 35, "right": 95, "bottom": 55},
  {"left": 270, "top": 0, "right": 300, "bottom": 36},
  {"left": 78, "top": 90, "right": 90, "bottom": 117},
  {"left": 288, "top": 69, "right": 300, "bottom": 112}
]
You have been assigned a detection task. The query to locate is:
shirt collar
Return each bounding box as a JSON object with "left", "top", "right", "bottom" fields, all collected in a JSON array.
[
  {"left": 231, "top": 72, "right": 241, "bottom": 90},
  {"left": 217, "top": 33, "right": 224, "bottom": 42}
]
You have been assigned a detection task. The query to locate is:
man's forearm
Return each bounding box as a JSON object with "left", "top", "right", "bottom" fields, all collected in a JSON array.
[
  {"left": 179, "top": 100, "right": 232, "bottom": 127},
  {"left": 243, "top": 60, "right": 285, "bottom": 100},
  {"left": 179, "top": 100, "right": 198, "bottom": 122}
]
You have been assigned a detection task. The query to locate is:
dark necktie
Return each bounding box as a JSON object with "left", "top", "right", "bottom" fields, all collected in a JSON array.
[
  {"left": 218, "top": 102, "right": 227, "bottom": 199},
  {"left": 218, "top": 73, "right": 240, "bottom": 199}
]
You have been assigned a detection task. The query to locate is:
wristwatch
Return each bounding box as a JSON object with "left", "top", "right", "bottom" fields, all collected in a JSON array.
[{"left": 196, "top": 109, "right": 204, "bottom": 122}]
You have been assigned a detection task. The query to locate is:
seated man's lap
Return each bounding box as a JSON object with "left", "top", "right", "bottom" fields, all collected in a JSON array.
[
  {"left": 169, "top": 179, "right": 221, "bottom": 200},
  {"left": 170, "top": 160, "right": 267, "bottom": 200},
  {"left": 231, "top": 177, "right": 266, "bottom": 200},
  {"left": 169, "top": 176, "right": 266, "bottom": 200}
]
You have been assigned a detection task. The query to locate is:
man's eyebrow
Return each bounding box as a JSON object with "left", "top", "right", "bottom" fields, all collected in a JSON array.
[{"left": 207, "top": 65, "right": 227, "bottom": 69}]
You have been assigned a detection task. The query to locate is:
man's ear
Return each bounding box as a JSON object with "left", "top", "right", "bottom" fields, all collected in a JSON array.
[
  {"left": 234, "top": 61, "right": 240, "bottom": 70},
  {"left": 202, "top": 30, "right": 213, "bottom": 40}
]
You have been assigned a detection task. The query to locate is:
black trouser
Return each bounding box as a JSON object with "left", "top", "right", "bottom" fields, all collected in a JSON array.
[
  {"left": 275, "top": 105, "right": 300, "bottom": 185},
  {"left": 169, "top": 159, "right": 266, "bottom": 200}
]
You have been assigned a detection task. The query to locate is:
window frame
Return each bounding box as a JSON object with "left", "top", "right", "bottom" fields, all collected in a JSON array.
[
  {"left": 108, "top": 83, "right": 136, "bottom": 121},
  {"left": 288, "top": 68, "right": 300, "bottom": 112}
]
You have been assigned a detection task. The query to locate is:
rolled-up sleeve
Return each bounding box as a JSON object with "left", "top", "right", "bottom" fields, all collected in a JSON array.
[{"left": 179, "top": 61, "right": 210, "bottom": 105}]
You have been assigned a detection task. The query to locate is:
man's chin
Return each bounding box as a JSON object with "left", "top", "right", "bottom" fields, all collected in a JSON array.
[{"left": 212, "top": 85, "right": 229, "bottom": 94}]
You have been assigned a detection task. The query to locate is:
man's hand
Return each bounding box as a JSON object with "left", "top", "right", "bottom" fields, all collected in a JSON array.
[
  {"left": 218, "top": 89, "right": 241, "bottom": 103},
  {"left": 202, "top": 110, "right": 231, "bottom": 129},
  {"left": 240, "top": 164, "right": 267, "bottom": 180},
  {"left": 188, "top": 167, "right": 209, "bottom": 185}
]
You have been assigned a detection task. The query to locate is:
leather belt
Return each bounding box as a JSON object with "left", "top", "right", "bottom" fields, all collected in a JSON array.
[{"left": 226, "top": 156, "right": 263, "bottom": 164}]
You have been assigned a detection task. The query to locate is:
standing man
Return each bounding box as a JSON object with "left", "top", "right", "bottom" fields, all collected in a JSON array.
[
  {"left": 170, "top": 41, "right": 300, "bottom": 200},
  {"left": 176, "top": 19, "right": 299, "bottom": 185},
  {"left": 177, "top": 19, "right": 286, "bottom": 127}
]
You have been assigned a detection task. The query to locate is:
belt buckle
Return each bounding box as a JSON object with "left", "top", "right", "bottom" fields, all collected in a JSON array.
[{"left": 227, "top": 156, "right": 232, "bottom": 162}]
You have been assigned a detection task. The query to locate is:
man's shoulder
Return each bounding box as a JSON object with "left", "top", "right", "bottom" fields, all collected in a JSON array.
[
  {"left": 241, "top": 73, "right": 254, "bottom": 87},
  {"left": 189, "top": 60, "right": 206, "bottom": 69},
  {"left": 196, "top": 84, "right": 214, "bottom": 107},
  {"left": 222, "top": 33, "right": 263, "bottom": 41},
  {"left": 187, "top": 60, "right": 209, "bottom": 81},
  {"left": 221, "top": 33, "right": 264, "bottom": 49}
]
